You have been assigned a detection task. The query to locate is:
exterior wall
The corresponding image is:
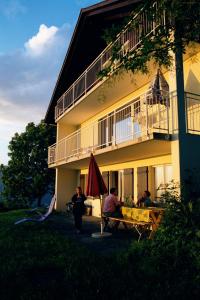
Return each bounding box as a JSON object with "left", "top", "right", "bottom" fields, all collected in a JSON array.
[
  {"left": 184, "top": 46, "right": 200, "bottom": 94},
  {"left": 57, "top": 123, "right": 77, "bottom": 141},
  {"left": 55, "top": 167, "right": 80, "bottom": 211}
]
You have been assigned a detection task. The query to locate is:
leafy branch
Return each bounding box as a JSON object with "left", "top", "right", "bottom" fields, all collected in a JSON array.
[{"left": 99, "top": 0, "right": 200, "bottom": 79}]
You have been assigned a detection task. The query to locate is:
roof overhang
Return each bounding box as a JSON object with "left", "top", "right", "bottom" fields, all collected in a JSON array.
[{"left": 45, "top": 0, "right": 141, "bottom": 124}]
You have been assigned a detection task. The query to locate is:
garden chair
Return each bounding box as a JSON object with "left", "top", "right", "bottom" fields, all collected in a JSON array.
[{"left": 14, "top": 195, "right": 56, "bottom": 225}]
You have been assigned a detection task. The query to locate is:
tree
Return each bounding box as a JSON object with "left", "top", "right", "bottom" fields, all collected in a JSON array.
[
  {"left": 99, "top": 0, "right": 200, "bottom": 77},
  {"left": 0, "top": 121, "right": 56, "bottom": 208}
]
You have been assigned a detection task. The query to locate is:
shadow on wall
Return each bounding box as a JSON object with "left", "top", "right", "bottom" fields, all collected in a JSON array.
[{"left": 185, "top": 69, "right": 200, "bottom": 94}]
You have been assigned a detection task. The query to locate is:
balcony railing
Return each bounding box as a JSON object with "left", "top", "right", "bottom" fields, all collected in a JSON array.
[
  {"left": 49, "top": 89, "right": 174, "bottom": 165},
  {"left": 55, "top": 2, "right": 166, "bottom": 121},
  {"left": 185, "top": 92, "right": 200, "bottom": 135}
]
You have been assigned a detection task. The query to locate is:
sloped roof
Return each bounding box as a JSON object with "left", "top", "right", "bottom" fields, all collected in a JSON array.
[{"left": 45, "top": 0, "right": 141, "bottom": 124}]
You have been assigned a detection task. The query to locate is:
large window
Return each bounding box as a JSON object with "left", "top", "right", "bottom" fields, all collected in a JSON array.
[
  {"left": 98, "top": 98, "right": 143, "bottom": 149},
  {"left": 102, "top": 171, "right": 109, "bottom": 193},
  {"left": 118, "top": 169, "right": 134, "bottom": 201},
  {"left": 154, "top": 165, "right": 173, "bottom": 198},
  {"left": 116, "top": 105, "right": 132, "bottom": 143},
  {"left": 124, "top": 169, "right": 134, "bottom": 199},
  {"left": 137, "top": 167, "right": 149, "bottom": 198}
]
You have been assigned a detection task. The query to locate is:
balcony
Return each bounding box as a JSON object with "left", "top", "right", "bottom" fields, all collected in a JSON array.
[
  {"left": 49, "top": 91, "right": 200, "bottom": 167},
  {"left": 49, "top": 89, "right": 172, "bottom": 166},
  {"left": 55, "top": 3, "right": 166, "bottom": 122}
]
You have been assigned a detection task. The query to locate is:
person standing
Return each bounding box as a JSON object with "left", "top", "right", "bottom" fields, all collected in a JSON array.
[{"left": 71, "top": 186, "right": 86, "bottom": 234}]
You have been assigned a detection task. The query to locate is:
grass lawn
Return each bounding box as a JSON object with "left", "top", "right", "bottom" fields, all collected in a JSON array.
[
  {"left": 0, "top": 210, "right": 136, "bottom": 300},
  {"left": 0, "top": 210, "right": 199, "bottom": 300},
  {"left": 0, "top": 210, "right": 105, "bottom": 300}
]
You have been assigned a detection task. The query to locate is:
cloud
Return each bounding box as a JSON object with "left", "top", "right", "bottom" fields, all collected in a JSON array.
[
  {"left": 0, "top": 0, "right": 27, "bottom": 18},
  {"left": 25, "top": 24, "right": 59, "bottom": 56},
  {"left": 0, "top": 23, "right": 71, "bottom": 164}
]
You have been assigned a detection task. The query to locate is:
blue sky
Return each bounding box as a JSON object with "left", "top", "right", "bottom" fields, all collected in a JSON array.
[{"left": 0, "top": 0, "right": 101, "bottom": 164}]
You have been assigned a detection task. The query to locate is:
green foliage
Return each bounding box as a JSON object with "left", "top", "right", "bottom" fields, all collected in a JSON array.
[
  {"left": 0, "top": 121, "right": 56, "bottom": 208},
  {"left": 99, "top": 0, "right": 200, "bottom": 78},
  {"left": 123, "top": 195, "right": 134, "bottom": 207}
]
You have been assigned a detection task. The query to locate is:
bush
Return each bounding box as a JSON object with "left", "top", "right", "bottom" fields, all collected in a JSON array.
[{"left": 109, "top": 183, "right": 200, "bottom": 300}]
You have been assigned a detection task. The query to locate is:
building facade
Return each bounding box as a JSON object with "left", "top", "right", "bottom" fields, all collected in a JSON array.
[{"left": 45, "top": 0, "right": 200, "bottom": 216}]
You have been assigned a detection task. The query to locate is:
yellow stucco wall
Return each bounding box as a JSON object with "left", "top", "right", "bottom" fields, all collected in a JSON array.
[
  {"left": 55, "top": 168, "right": 80, "bottom": 211},
  {"left": 54, "top": 45, "right": 200, "bottom": 214}
]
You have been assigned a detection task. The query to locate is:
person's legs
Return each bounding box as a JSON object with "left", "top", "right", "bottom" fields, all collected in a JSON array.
[
  {"left": 73, "top": 211, "right": 82, "bottom": 232},
  {"left": 112, "top": 210, "right": 128, "bottom": 230},
  {"left": 110, "top": 211, "right": 121, "bottom": 229}
]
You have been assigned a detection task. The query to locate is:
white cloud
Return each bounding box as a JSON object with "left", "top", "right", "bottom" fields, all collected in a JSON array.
[
  {"left": 25, "top": 24, "right": 59, "bottom": 56},
  {"left": 0, "top": 23, "right": 71, "bottom": 164}
]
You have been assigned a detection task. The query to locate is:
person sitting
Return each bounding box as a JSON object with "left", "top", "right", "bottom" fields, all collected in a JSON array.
[
  {"left": 103, "top": 187, "right": 127, "bottom": 230},
  {"left": 137, "top": 191, "right": 152, "bottom": 208}
]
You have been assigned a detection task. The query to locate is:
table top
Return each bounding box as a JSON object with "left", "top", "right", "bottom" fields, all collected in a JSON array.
[{"left": 122, "top": 206, "right": 164, "bottom": 223}]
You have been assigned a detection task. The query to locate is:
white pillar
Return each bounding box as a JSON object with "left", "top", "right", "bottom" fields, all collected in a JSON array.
[{"left": 134, "top": 167, "right": 138, "bottom": 205}]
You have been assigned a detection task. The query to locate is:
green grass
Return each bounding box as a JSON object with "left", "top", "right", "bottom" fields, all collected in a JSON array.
[
  {"left": 0, "top": 210, "right": 108, "bottom": 300},
  {"left": 0, "top": 210, "right": 199, "bottom": 300}
]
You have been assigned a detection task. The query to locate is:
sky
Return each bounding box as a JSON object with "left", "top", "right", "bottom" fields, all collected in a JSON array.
[{"left": 0, "top": 0, "right": 102, "bottom": 165}]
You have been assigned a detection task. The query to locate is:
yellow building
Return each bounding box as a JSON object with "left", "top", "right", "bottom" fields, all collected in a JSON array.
[{"left": 45, "top": 0, "right": 200, "bottom": 216}]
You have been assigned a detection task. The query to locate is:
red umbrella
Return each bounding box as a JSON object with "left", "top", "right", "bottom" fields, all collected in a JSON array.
[
  {"left": 86, "top": 153, "right": 109, "bottom": 237},
  {"left": 86, "top": 153, "right": 107, "bottom": 197}
]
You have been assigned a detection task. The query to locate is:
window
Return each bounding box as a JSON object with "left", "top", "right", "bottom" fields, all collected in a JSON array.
[
  {"left": 98, "top": 113, "right": 114, "bottom": 148},
  {"left": 154, "top": 165, "right": 173, "bottom": 198},
  {"left": 102, "top": 171, "right": 109, "bottom": 194},
  {"left": 124, "top": 168, "right": 134, "bottom": 199},
  {"left": 137, "top": 167, "right": 149, "bottom": 198},
  {"left": 116, "top": 105, "right": 132, "bottom": 143}
]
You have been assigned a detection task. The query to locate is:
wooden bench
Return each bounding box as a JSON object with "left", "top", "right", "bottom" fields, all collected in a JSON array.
[{"left": 103, "top": 216, "right": 152, "bottom": 242}]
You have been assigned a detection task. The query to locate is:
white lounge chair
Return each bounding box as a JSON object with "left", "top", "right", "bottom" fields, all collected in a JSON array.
[{"left": 15, "top": 195, "right": 56, "bottom": 225}]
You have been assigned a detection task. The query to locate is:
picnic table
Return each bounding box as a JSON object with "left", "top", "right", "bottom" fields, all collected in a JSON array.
[{"left": 103, "top": 207, "right": 164, "bottom": 241}]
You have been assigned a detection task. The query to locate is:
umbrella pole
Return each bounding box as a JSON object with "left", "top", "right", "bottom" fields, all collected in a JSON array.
[
  {"left": 100, "top": 195, "right": 103, "bottom": 235},
  {"left": 91, "top": 195, "right": 112, "bottom": 238}
]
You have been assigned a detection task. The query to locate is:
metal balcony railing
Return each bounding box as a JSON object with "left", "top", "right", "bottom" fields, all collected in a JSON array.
[
  {"left": 49, "top": 89, "right": 174, "bottom": 165},
  {"left": 185, "top": 92, "right": 200, "bottom": 135},
  {"left": 55, "top": 2, "right": 166, "bottom": 121}
]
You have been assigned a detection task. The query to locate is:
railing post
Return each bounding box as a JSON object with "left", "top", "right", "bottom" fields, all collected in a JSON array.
[
  {"left": 171, "top": 92, "right": 174, "bottom": 133},
  {"left": 85, "top": 71, "right": 87, "bottom": 95},
  {"left": 166, "top": 94, "right": 170, "bottom": 134},
  {"left": 146, "top": 93, "right": 149, "bottom": 137},
  {"left": 55, "top": 144, "right": 58, "bottom": 164},
  {"left": 92, "top": 123, "right": 95, "bottom": 152},
  {"left": 62, "top": 95, "right": 64, "bottom": 114},
  {"left": 114, "top": 111, "right": 116, "bottom": 145},
  {"left": 73, "top": 83, "right": 75, "bottom": 106},
  {"left": 64, "top": 139, "right": 67, "bottom": 160},
  {"left": 76, "top": 132, "right": 78, "bottom": 157},
  {"left": 185, "top": 92, "right": 188, "bottom": 133}
]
